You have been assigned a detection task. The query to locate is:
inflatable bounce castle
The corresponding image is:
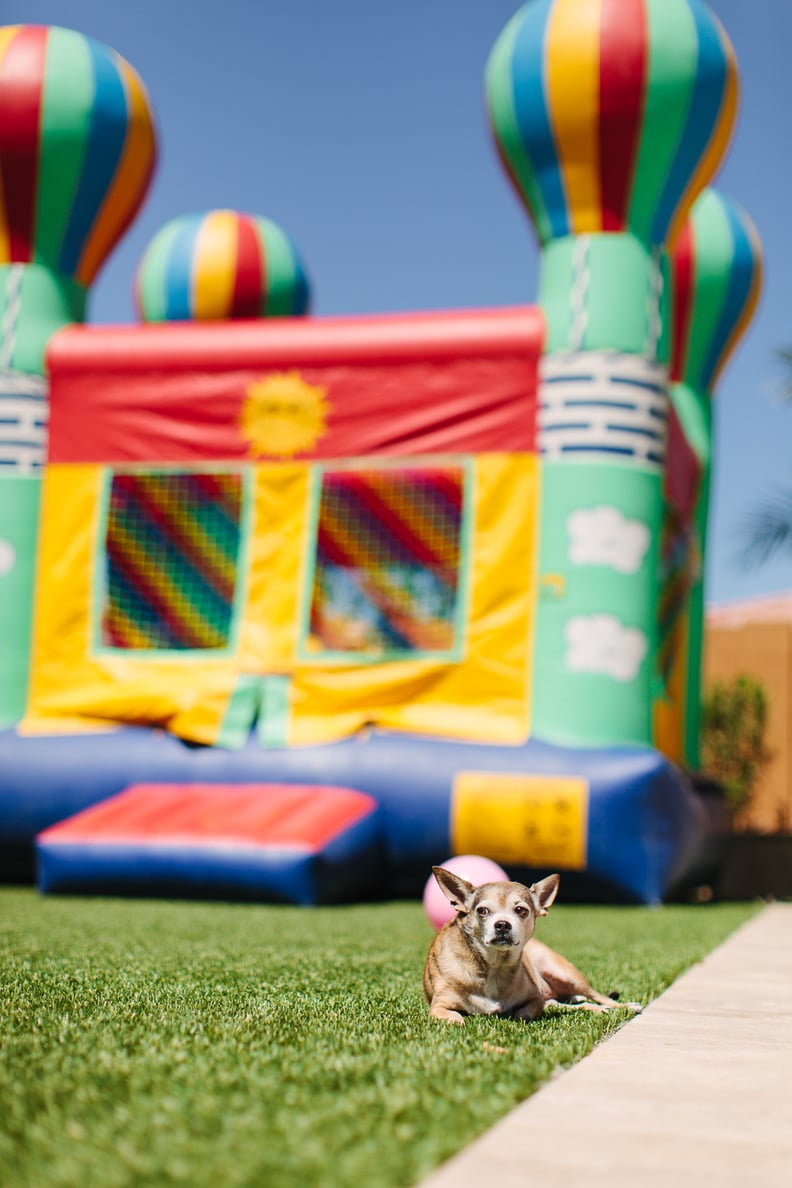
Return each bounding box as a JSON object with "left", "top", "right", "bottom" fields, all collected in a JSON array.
[{"left": 0, "top": 2, "right": 762, "bottom": 904}]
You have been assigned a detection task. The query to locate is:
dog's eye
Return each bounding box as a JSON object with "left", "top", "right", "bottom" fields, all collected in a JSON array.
[
  {"left": 514, "top": 905, "right": 528, "bottom": 918},
  {"left": 476, "top": 906, "right": 489, "bottom": 917}
]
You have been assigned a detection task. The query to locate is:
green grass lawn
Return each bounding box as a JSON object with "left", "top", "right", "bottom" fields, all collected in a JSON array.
[{"left": 0, "top": 888, "right": 757, "bottom": 1188}]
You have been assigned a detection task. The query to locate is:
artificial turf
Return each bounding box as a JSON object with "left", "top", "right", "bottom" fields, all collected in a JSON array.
[{"left": 0, "top": 888, "right": 757, "bottom": 1188}]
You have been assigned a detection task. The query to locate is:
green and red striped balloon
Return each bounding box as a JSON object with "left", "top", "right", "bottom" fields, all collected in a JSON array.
[
  {"left": 486, "top": 0, "right": 738, "bottom": 248},
  {"left": 661, "top": 188, "right": 762, "bottom": 768},
  {"left": 134, "top": 211, "right": 310, "bottom": 322},
  {"left": 670, "top": 189, "right": 762, "bottom": 393},
  {"left": 0, "top": 24, "right": 157, "bottom": 285}
]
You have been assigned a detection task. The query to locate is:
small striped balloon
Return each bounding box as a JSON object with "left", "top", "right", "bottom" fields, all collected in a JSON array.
[
  {"left": 135, "top": 210, "right": 310, "bottom": 322},
  {"left": 670, "top": 188, "right": 762, "bottom": 393}
]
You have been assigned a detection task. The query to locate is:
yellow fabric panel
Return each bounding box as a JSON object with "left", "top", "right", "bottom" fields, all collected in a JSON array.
[
  {"left": 287, "top": 454, "right": 539, "bottom": 745},
  {"left": 26, "top": 464, "right": 103, "bottom": 725},
  {"left": 27, "top": 456, "right": 536, "bottom": 748},
  {"left": 241, "top": 464, "right": 311, "bottom": 668},
  {"left": 451, "top": 771, "right": 589, "bottom": 870},
  {"left": 27, "top": 670, "right": 241, "bottom": 746},
  {"left": 26, "top": 463, "right": 311, "bottom": 745},
  {"left": 26, "top": 462, "right": 236, "bottom": 744},
  {"left": 18, "top": 714, "right": 119, "bottom": 736}
]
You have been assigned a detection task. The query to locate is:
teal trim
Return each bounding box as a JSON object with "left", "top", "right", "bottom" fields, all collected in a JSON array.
[
  {"left": 91, "top": 466, "right": 111, "bottom": 646},
  {"left": 257, "top": 675, "right": 291, "bottom": 748},
  {"left": 0, "top": 475, "right": 41, "bottom": 726},
  {"left": 455, "top": 459, "right": 475, "bottom": 662},
  {"left": 91, "top": 465, "right": 252, "bottom": 661},
  {"left": 297, "top": 459, "right": 473, "bottom": 667},
  {"left": 296, "top": 463, "right": 323, "bottom": 661},
  {"left": 217, "top": 673, "right": 261, "bottom": 750},
  {"left": 231, "top": 470, "right": 254, "bottom": 653}
]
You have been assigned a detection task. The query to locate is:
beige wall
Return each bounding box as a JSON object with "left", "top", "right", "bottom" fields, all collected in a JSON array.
[{"left": 703, "top": 621, "right": 791, "bottom": 832}]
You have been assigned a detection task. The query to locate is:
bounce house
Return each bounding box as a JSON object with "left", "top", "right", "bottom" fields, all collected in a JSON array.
[{"left": 0, "top": 3, "right": 762, "bottom": 904}]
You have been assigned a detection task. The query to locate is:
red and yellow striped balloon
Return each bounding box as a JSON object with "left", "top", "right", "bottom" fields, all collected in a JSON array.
[
  {"left": 486, "top": 0, "right": 738, "bottom": 248},
  {"left": 0, "top": 25, "right": 157, "bottom": 285}
]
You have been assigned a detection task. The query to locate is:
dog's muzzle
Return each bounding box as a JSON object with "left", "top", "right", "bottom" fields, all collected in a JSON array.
[{"left": 489, "top": 919, "right": 515, "bottom": 946}]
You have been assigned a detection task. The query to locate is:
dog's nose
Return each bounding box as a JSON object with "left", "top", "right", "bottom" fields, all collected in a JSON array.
[{"left": 494, "top": 918, "right": 512, "bottom": 935}]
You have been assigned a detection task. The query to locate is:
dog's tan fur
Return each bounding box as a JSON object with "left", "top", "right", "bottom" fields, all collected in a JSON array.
[{"left": 423, "top": 866, "right": 641, "bottom": 1023}]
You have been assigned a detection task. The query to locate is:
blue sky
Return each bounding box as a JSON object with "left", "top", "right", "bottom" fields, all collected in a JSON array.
[{"left": 18, "top": 0, "right": 792, "bottom": 605}]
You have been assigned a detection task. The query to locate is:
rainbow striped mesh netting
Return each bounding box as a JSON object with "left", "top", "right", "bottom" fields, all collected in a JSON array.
[
  {"left": 309, "top": 466, "right": 465, "bottom": 656},
  {"left": 101, "top": 472, "right": 243, "bottom": 650}
]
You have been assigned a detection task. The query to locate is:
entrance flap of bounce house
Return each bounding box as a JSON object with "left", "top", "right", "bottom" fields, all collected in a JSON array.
[{"left": 26, "top": 307, "right": 544, "bottom": 748}]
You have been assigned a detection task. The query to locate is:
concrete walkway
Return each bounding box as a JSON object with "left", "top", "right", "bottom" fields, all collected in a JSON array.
[{"left": 420, "top": 903, "right": 792, "bottom": 1188}]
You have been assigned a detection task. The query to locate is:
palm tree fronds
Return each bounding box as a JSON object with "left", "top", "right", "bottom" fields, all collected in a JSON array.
[
  {"left": 775, "top": 347, "right": 792, "bottom": 403},
  {"left": 740, "top": 488, "right": 792, "bottom": 566}
]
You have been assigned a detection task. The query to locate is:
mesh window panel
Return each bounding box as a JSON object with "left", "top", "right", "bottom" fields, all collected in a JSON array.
[
  {"left": 101, "top": 472, "right": 243, "bottom": 651},
  {"left": 309, "top": 466, "right": 465, "bottom": 657}
]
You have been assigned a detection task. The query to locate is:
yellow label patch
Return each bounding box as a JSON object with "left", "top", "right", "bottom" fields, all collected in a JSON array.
[{"left": 451, "top": 771, "right": 589, "bottom": 871}]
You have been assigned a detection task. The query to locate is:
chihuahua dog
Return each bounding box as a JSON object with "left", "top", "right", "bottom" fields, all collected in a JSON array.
[{"left": 423, "top": 866, "right": 641, "bottom": 1023}]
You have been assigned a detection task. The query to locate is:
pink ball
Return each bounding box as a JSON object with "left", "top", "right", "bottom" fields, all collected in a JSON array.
[{"left": 422, "top": 854, "right": 509, "bottom": 931}]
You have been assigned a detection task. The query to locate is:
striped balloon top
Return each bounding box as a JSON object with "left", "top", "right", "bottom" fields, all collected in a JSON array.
[
  {"left": 670, "top": 189, "right": 762, "bottom": 393},
  {"left": 0, "top": 25, "right": 157, "bottom": 286},
  {"left": 135, "top": 211, "right": 310, "bottom": 322},
  {"left": 486, "top": 0, "right": 738, "bottom": 248}
]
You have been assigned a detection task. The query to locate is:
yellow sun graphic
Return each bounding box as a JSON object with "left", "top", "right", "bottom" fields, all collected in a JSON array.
[{"left": 240, "top": 371, "right": 329, "bottom": 458}]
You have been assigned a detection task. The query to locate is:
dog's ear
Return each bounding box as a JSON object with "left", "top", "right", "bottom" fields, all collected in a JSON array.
[
  {"left": 432, "top": 866, "right": 475, "bottom": 913},
  {"left": 530, "top": 873, "right": 560, "bottom": 917}
]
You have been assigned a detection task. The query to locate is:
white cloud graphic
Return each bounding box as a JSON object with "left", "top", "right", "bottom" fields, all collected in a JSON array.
[
  {"left": 0, "top": 539, "right": 15, "bottom": 577},
  {"left": 565, "top": 614, "right": 648, "bottom": 683},
  {"left": 567, "top": 505, "right": 650, "bottom": 575}
]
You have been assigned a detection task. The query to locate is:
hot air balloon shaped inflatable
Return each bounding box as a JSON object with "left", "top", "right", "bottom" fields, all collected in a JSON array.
[
  {"left": 656, "top": 188, "right": 762, "bottom": 768},
  {"left": 0, "top": 25, "right": 156, "bottom": 724},
  {"left": 486, "top": 0, "right": 738, "bottom": 749},
  {"left": 135, "top": 211, "right": 310, "bottom": 323}
]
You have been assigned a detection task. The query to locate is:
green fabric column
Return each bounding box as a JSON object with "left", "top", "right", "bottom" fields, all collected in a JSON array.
[
  {"left": 662, "top": 189, "right": 762, "bottom": 770},
  {"left": 0, "top": 479, "right": 41, "bottom": 723},
  {"left": 539, "top": 233, "right": 670, "bottom": 361},
  {"left": 530, "top": 233, "right": 670, "bottom": 748},
  {"left": 0, "top": 266, "right": 86, "bottom": 374},
  {"left": 667, "top": 380, "right": 712, "bottom": 769},
  {"left": 0, "top": 265, "right": 87, "bottom": 726}
]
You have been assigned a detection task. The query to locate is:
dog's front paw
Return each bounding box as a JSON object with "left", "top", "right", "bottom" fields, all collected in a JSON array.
[{"left": 429, "top": 1006, "right": 466, "bottom": 1024}]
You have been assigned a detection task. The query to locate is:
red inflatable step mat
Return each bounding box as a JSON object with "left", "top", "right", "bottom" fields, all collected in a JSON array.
[
  {"left": 37, "top": 782, "right": 375, "bottom": 851},
  {"left": 35, "top": 782, "right": 383, "bottom": 905}
]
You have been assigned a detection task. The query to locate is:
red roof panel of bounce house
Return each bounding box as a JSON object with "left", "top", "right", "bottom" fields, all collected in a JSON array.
[
  {"left": 35, "top": 783, "right": 384, "bottom": 905},
  {"left": 45, "top": 306, "right": 544, "bottom": 464}
]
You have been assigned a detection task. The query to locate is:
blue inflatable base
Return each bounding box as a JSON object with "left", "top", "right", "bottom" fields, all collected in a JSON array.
[{"left": 0, "top": 726, "right": 707, "bottom": 904}]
